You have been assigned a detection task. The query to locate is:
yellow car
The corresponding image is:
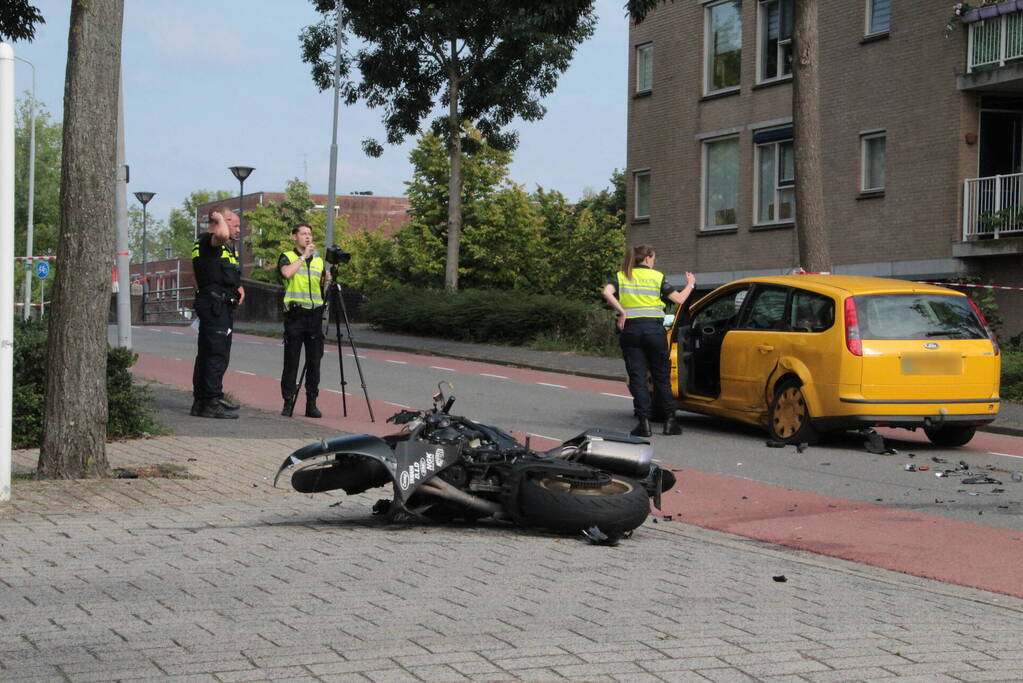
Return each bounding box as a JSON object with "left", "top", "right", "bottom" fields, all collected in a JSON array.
[{"left": 667, "top": 275, "right": 1001, "bottom": 447}]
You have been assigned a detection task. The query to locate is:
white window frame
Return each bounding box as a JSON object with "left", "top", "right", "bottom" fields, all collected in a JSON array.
[
  {"left": 701, "top": 135, "right": 740, "bottom": 231},
  {"left": 865, "top": 0, "right": 890, "bottom": 36},
  {"left": 704, "top": 0, "right": 743, "bottom": 96},
  {"left": 754, "top": 137, "right": 795, "bottom": 225},
  {"left": 860, "top": 130, "right": 887, "bottom": 192},
  {"left": 757, "top": 0, "right": 793, "bottom": 84},
  {"left": 634, "top": 169, "right": 652, "bottom": 219},
  {"left": 635, "top": 42, "right": 653, "bottom": 93}
]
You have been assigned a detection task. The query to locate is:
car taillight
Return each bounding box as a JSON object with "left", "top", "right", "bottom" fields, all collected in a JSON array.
[
  {"left": 966, "top": 297, "right": 1000, "bottom": 355},
  {"left": 844, "top": 297, "right": 862, "bottom": 356}
]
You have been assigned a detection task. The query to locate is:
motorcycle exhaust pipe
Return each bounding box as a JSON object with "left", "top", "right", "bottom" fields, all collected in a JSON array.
[{"left": 418, "top": 477, "right": 506, "bottom": 518}]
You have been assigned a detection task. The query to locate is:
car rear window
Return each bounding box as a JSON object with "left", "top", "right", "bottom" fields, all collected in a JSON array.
[{"left": 853, "top": 294, "right": 986, "bottom": 340}]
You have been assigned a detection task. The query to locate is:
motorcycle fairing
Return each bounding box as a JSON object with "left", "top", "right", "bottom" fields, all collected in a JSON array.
[
  {"left": 389, "top": 437, "right": 463, "bottom": 502},
  {"left": 273, "top": 434, "right": 397, "bottom": 489}
]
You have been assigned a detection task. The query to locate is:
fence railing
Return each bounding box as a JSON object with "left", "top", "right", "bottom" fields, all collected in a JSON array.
[
  {"left": 969, "top": 11, "right": 1023, "bottom": 71},
  {"left": 962, "top": 172, "right": 1023, "bottom": 240},
  {"left": 142, "top": 285, "right": 194, "bottom": 324}
]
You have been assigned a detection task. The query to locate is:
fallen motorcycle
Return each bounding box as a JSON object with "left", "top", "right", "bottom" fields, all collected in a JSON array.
[{"left": 274, "top": 382, "right": 676, "bottom": 537}]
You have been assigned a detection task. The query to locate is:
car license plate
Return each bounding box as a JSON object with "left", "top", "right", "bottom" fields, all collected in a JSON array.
[{"left": 900, "top": 353, "right": 962, "bottom": 375}]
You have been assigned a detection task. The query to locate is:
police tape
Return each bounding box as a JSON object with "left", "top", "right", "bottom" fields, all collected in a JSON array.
[
  {"left": 919, "top": 281, "right": 1023, "bottom": 293},
  {"left": 12, "top": 255, "right": 57, "bottom": 261},
  {"left": 14, "top": 302, "right": 49, "bottom": 307}
]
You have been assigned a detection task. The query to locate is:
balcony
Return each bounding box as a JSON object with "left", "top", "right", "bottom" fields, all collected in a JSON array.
[
  {"left": 962, "top": 172, "right": 1023, "bottom": 245},
  {"left": 958, "top": 3, "right": 1023, "bottom": 92}
]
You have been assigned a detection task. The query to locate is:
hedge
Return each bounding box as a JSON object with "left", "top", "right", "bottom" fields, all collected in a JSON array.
[{"left": 13, "top": 319, "right": 162, "bottom": 449}]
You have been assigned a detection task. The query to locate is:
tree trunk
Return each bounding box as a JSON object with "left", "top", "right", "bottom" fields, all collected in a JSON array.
[
  {"left": 444, "top": 44, "right": 463, "bottom": 293},
  {"left": 792, "top": 0, "right": 831, "bottom": 272},
  {"left": 38, "top": 0, "right": 124, "bottom": 479}
]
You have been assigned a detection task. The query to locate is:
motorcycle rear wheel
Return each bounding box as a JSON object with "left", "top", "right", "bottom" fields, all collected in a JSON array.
[{"left": 520, "top": 473, "right": 650, "bottom": 535}]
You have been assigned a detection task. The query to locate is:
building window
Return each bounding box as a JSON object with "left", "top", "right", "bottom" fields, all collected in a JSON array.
[
  {"left": 636, "top": 42, "right": 653, "bottom": 93},
  {"left": 866, "top": 0, "right": 890, "bottom": 35},
  {"left": 705, "top": 0, "right": 742, "bottom": 93},
  {"left": 861, "top": 131, "right": 886, "bottom": 191},
  {"left": 702, "top": 136, "right": 740, "bottom": 229},
  {"left": 758, "top": 0, "right": 793, "bottom": 82},
  {"left": 634, "top": 170, "right": 651, "bottom": 219},
  {"left": 755, "top": 134, "right": 795, "bottom": 224}
]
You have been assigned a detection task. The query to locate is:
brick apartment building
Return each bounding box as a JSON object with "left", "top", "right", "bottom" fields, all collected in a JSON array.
[{"left": 627, "top": 0, "right": 1023, "bottom": 331}]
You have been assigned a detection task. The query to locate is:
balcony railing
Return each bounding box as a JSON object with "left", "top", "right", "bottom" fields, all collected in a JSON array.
[
  {"left": 968, "top": 9, "right": 1023, "bottom": 71},
  {"left": 963, "top": 172, "right": 1023, "bottom": 240}
]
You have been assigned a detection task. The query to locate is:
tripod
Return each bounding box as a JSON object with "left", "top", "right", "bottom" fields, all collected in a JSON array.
[{"left": 325, "top": 265, "right": 374, "bottom": 422}]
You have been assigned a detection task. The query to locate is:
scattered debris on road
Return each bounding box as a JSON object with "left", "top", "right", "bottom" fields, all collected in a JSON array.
[
  {"left": 772, "top": 575, "right": 787, "bottom": 582},
  {"left": 863, "top": 429, "right": 897, "bottom": 455}
]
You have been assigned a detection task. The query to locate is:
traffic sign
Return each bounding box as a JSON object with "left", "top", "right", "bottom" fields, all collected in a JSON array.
[{"left": 36, "top": 261, "right": 50, "bottom": 279}]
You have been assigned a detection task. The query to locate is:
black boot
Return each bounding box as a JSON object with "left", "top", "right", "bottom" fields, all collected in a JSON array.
[
  {"left": 663, "top": 414, "right": 682, "bottom": 436},
  {"left": 190, "top": 399, "right": 203, "bottom": 417},
  {"left": 305, "top": 397, "right": 322, "bottom": 419},
  {"left": 198, "top": 399, "right": 239, "bottom": 420},
  {"left": 630, "top": 417, "right": 652, "bottom": 438}
]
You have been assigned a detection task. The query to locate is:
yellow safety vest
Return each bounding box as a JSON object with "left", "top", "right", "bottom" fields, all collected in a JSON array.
[
  {"left": 617, "top": 268, "right": 666, "bottom": 319},
  {"left": 282, "top": 251, "right": 325, "bottom": 310}
]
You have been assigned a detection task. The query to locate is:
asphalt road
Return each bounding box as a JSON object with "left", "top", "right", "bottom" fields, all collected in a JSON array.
[{"left": 122, "top": 325, "right": 1023, "bottom": 534}]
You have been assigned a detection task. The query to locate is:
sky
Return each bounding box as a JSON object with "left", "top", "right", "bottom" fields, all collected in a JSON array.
[{"left": 7, "top": 1, "right": 630, "bottom": 224}]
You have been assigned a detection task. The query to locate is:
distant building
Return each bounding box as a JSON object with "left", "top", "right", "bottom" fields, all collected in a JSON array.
[
  {"left": 627, "top": 0, "right": 1023, "bottom": 330},
  {"left": 193, "top": 192, "right": 411, "bottom": 274}
]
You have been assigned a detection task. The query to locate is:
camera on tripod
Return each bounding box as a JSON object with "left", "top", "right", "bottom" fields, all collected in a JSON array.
[{"left": 325, "top": 245, "right": 351, "bottom": 266}]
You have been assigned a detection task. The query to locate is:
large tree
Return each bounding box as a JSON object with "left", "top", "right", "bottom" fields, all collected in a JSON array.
[
  {"left": 38, "top": 0, "right": 124, "bottom": 479},
  {"left": 301, "top": 0, "right": 596, "bottom": 291},
  {"left": 626, "top": 0, "right": 831, "bottom": 271}
]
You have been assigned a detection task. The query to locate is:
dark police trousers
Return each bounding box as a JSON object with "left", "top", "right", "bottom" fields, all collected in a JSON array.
[
  {"left": 620, "top": 318, "right": 674, "bottom": 420},
  {"left": 192, "top": 295, "right": 234, "bottom": 401},
  {"left": 281, "top": 307, "right": 325, "bottom": 401}
]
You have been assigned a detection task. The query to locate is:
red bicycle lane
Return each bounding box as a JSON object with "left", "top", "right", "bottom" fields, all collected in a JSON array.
[{"left": 132, "top": 343, "right": 1023, "bottom": 599}]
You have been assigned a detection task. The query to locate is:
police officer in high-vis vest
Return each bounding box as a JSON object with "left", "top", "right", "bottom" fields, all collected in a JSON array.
[
  {"left": 602, "top": 244, "right": 696, "bottom": 437},
  {"left": 278, "top": 223, "right": 331, "bottom": 418},
  {"left": 190, "top": 207, "right": 245, "bottom": 419}
]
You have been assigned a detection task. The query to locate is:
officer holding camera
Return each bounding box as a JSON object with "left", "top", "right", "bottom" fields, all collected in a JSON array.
[
  {"left": 279, "top": 223, "right": 331, "bottom": 418},
  {"left": 190, "top": 207, "right": 245, "bottom": 419}
]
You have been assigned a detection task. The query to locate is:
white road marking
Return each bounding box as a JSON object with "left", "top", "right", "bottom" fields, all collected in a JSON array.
[
  {"left": 167, "top": 331, "right": 184, "bottom": 335},
  {"left": 430, "top": 366, "right": 455, "bottom": 371},
  {"left": 386, "top": 360, "right": 408, "bottom": 365},
  {"left": 537, "top": 382, "right": 566, "bottom": 389},
  {"left": 387, "top": 402, "right": 411, "bottom": 409},
  {"left": 481, "top": 373, "right": 508, "bottom": 379},
  {"left": 601, "top": 392, "right": 632, "bottom": 400},
  {"left": 987, "top": 451, "right": 1023, "bottom": 460},
  {"left": 526, "top": 431, "right": 560, "bottom": 442},
  {"left": 237, "top": 371, "right": 256, "bottom": 376}
]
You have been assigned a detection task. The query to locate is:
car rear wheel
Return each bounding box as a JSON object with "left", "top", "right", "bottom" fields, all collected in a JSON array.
[
  {"left": 923, "top": 425, "right": 976, "bottom": 448},
  {"left": 768, "top": 378, "right": 818, "bottom": 445}
]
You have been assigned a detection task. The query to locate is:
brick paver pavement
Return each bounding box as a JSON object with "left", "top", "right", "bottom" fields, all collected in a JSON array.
[{"left": 4, "top": 436, "right": 1023, "bottom": 682}]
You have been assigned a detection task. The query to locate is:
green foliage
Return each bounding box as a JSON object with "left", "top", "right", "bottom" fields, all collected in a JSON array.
[
  {"left": 362, "top": 286, "right": 616, "bottom": 351},
  {"left": 947, "top": 276, "right": 1004, "bottom": 338},
  {"left": 0, "top": 0, "right": 45, "bottom": 41},
  {"left": 13, "top": 319, "right": 161, "bottom": 448},
  {"left": 128, "top": 204, "right": 167, "bottom": 265},
  {"left": 246, "top": 178, "right": 341, "bottom": 283},
  {"left": 166, "top": 189, "right": 233, "bottom": 259},
  {"left": 1001, "top": 350, "right": 1023, "bottom": 402}
]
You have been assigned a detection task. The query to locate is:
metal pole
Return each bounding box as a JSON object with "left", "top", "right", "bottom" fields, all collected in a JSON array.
[
  {"left": 237, "top": 179, "right": 244, "bottom": 274},
  {"left": 14, "top": 57, "right": 34, "bottom": 322},
  {"left": 1, "top": 42, "right": 16, "bottom": 502},
  {"left": 114, "top": 75, "right": 131, "bottom": 348},
  {"left": 325, "top": 3, "right": 343, "bottom": 248}
]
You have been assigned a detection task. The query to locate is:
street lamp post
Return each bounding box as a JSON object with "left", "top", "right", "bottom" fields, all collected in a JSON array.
[
  {"left": 14, "top": 56, "right": 35, "bottom": 321},
  {"left": 133, "top": 191, "right": 155, "bottom": 322},
  {"left": 228, "top": 166, "right": 254, "bottom": 275}
]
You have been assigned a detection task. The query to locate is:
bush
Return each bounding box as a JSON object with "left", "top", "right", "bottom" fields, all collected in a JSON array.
[
  {"left": 362, "top": 286, "right": 618, "bottom": 351},
  {"left": 13, "top": 319, "right": 162, "bottom": 448},
  {"left": 1001, "top": 349, "right": 1023, "bottom": 403}
]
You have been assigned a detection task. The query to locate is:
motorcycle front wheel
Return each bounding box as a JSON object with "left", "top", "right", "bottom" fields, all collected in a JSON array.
[{"left": 520, "top": 473, "right": 650, "bottom": 535}]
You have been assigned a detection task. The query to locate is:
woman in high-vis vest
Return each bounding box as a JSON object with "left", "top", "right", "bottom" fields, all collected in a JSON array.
[{"left": 602, "top": 244, "right": 695, "bottom": 437}]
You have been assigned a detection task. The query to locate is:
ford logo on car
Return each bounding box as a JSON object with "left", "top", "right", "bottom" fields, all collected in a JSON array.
[{"left": 924, "top": 342, "right": 939, "bottom": 349}]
